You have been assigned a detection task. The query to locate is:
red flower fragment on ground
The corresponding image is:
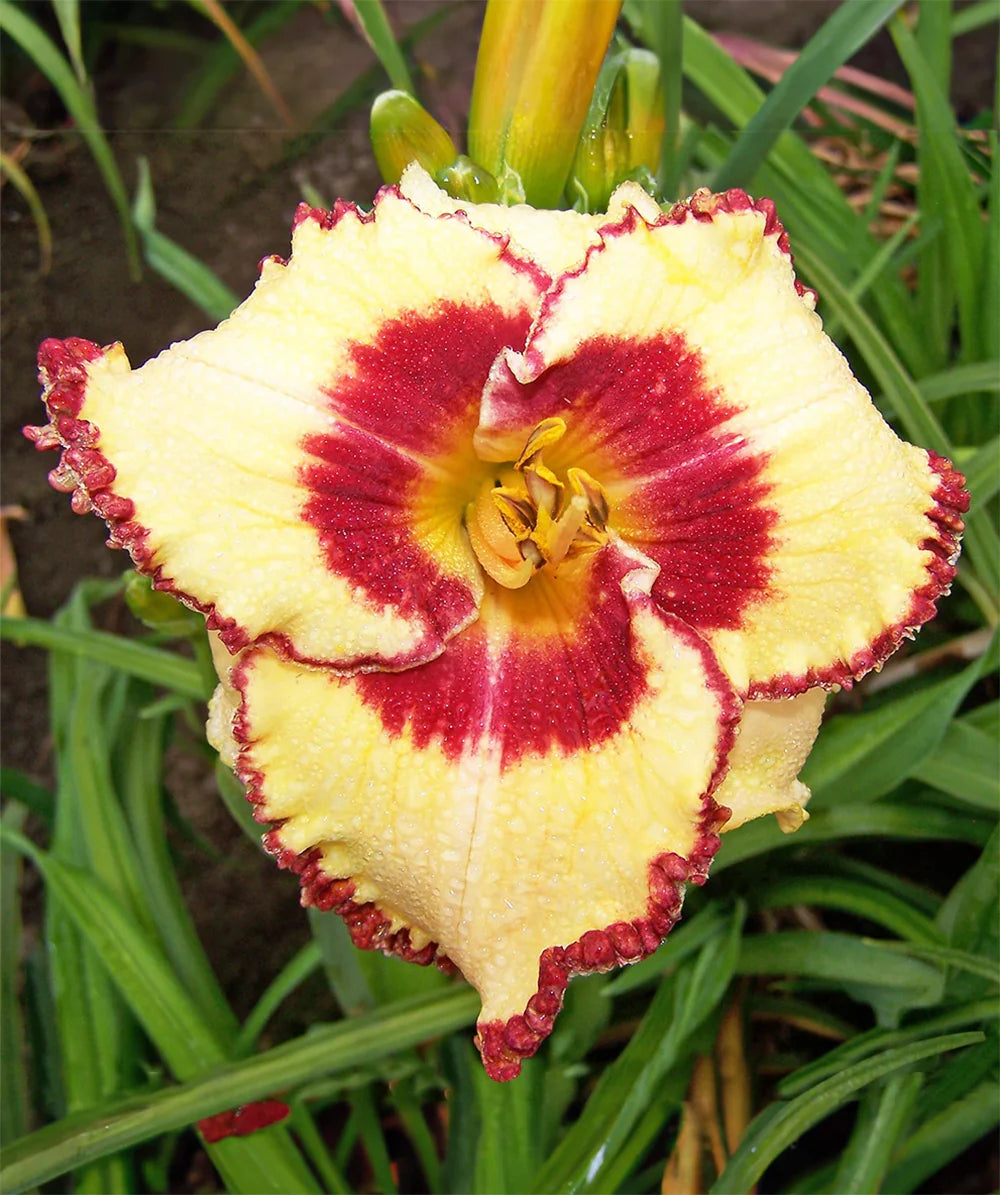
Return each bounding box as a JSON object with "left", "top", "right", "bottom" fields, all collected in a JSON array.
[{"left": 197, "top": 1099, "right": 291, "bottom": 1143}]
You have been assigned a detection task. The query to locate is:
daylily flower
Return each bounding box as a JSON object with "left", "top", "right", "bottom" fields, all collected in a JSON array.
[{"left": 28, "top": 166, "right": 967, "bottom": 1080}]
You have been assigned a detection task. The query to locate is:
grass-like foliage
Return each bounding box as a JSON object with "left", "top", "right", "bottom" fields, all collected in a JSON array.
[{"left": 1, "top": 1, "right": 997, "bottom": 1191}]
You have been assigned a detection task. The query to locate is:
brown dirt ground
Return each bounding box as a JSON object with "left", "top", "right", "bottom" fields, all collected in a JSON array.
[
  {"left": 2, "top": 0, "right": 486, "bottom": 1013},
  {"left": 1, "top": 0, "right": 996, "bottom": 1032}
]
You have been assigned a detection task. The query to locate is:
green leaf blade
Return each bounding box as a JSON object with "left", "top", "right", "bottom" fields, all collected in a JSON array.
[
  {"left": 711, "top": 1032, "right": 984, "bottom": 1194},
  {"left": 713, "top": 0, "right": 904, "bottom": 190}
]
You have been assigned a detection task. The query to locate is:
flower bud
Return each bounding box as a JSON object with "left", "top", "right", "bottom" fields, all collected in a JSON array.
[
  {"left": 369, "top": 90, "right": 458, "bottom": 185},
  {"left": 124, "top": 571, "right": 202, "bottom": 636},
  {"left": 567, "top": 48, "right": 664, "bottom": 211},
  {"left": 468, "top": 0, "right": 621, "bottom": 208},
  {"left": 621, "top": 48, "right": 665, "bottom": 175}
]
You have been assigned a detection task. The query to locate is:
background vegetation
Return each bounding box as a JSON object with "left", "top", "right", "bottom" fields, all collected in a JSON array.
[{"left": 1, "top": 1, "right": 997, "bottom": 1191}]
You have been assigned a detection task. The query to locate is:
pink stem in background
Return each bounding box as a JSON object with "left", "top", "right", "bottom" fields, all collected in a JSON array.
[
  {"left": 715, "top": 32, "right": 917, "bottom": 140},
  {"left": 335, "top": 0, "right": 370, "bottom": 46}
]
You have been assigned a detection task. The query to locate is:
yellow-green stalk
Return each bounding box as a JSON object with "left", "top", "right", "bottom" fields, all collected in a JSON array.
[{"left": 621, "top": 48, "right": 665, "bottom": 174}]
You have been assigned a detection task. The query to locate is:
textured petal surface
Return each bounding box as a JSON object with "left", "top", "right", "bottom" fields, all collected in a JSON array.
[
  {"left": 32, "top": 176, "right": 968, "bottom": 1084},
  {"left": 716, "top": 690, "right": 826, "bottom": 833},
  {"left": 478, "top": 191, "right": 968, "bottom": 696},
  {"left": 33, "top": 189, "right": 545, "bottom": 670},
  {"left": 399, "top": 164, "right": 657, "bottom": 280},
  {"left": 227, "top": 542, "right": 739, "bottom": 1079}
]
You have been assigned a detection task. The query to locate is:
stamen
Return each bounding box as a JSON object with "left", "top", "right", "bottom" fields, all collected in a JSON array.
[
  {"left": 467, "top": 480, "right": 534, "bottom": 589},
  {"left": 568, "top": 467, "right": 609, "bottom": 531},
  {"left": 524, "top": 464, "right": 562, "bottom": 516},
  {"left": 466, "top": 419, "right": 610, "bottom": 588},
  {"left": 520, "top": 539, "right": 545, "bottom": 569},
  {"left": 544, "top": 494, "right": 590, "bottom": 567},
  {"left": 493, "top": 488, "right": 536, "bottom": 536},
  {"left": 514, "top": 416, "right": 566, "bottom": 470}
]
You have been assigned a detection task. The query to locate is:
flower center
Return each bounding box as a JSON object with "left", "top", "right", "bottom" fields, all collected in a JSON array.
[{"left": 466, "top": 418, "right": 610, "bottom": 589}]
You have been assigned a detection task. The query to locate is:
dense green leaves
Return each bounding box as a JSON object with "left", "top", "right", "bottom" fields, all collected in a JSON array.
[
  {"left": 5, "top": 0, "right": 998, "bottom": 1191},
  {"left": 801, "top": 651, "right": 992, "bottom": 806},
  {"left": 1, "top": 617, "right": 209, "bottom": 699},
  {"left": 0, "top": 988, "right": 480, "bottom": 1193},
  {"left": 712, "top": 1032, "right": 985, "bottom": 1194},
  {"left": 831, "top": 1070, "right": 924, "bottom": 1194},
  {"left": 530, "top": 906, "right": 744, "bottom": 1193}
]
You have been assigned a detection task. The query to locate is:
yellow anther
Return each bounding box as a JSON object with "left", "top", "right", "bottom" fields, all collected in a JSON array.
[
  {"left": 467, "top": 480, "right": 534, "bottom": 589},
  {"left": 514, "top": 416, "right": 566, "bottom": 470},
  {"left": 524, "top": 463, "right": 562, "bottom": 517},
  {"left": 492, "top": 487, "right": 535, "bottom": 537},
  {"left": 520, "top": 539, "right": 545, "bottom": 569},
  {"left": 568, "top": 467, "right": 609, "bottom": 530}
]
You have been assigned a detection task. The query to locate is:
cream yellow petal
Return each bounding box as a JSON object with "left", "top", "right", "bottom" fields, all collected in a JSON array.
[
  {"left": 399, "top": 163, "right": 612, "bottom": 279},
  {"left": 206, "top": 632, "right": 242, "bottom": 770},
  {"left": 400, "top": 164, "right": 661, "bottom": 281},
  {"left": 232, "top": 544, "right": 739, "bottom": 1079},
  {"left": 482, "top": 190, "right": 967, "bottom": 696},
  {"left": 34, "top": 189, "right": 545, "bottom": 671},
  {"left": 716, "top": 690, "right": 827, "bottom": 833}
]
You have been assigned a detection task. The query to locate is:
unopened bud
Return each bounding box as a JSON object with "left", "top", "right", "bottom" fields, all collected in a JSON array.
[
  {"left": 621, "top": 49, "right": 665, "bottom": 175},
  {"left": 567, "top": 48, "right": 664, "bottom": 211},
  {"left": 124, "top": 571, "right": 202, "bottom": 636},
  {"left": 369, "top": 90, "right": 458, "bottom": 185},
  {"left": 468, "top": 0, "right": 621, "bottom": 208}
]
